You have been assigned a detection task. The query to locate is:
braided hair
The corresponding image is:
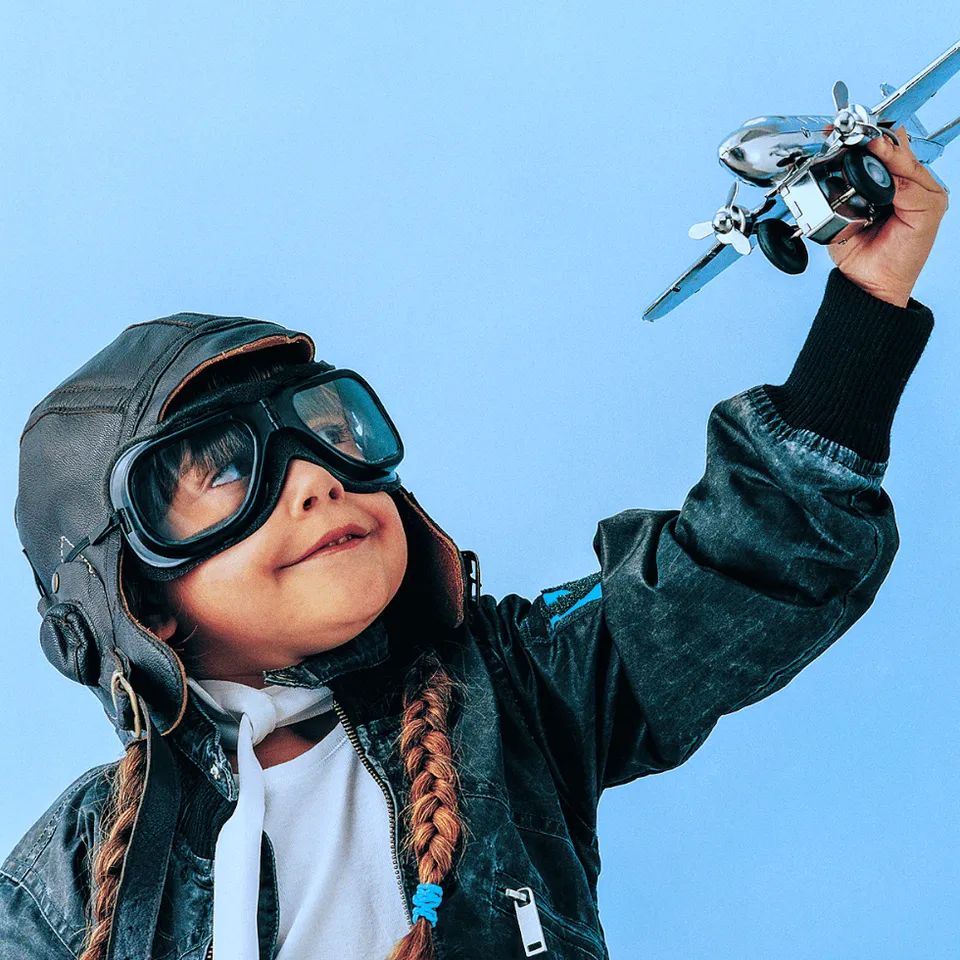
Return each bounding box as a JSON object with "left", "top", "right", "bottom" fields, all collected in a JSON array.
[
  {"left": 386, "top": 651, "right": 464, "bottom": 960},
  {"left": 79, "top": 354, "right": 467, "bottom": 960}
]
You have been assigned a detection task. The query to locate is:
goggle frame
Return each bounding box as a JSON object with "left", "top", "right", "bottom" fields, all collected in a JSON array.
[{"left": 108, "top": 367, "right": 404, "bottom": 569}]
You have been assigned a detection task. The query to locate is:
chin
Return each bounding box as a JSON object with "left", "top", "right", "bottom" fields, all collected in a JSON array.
[{"left": 298, "top": 604, "right": 384, "bottom": 642}]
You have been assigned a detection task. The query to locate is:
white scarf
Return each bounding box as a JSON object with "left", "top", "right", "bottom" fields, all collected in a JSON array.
[{"left": 187, "top": 676, "right": 336, "bottom": 960}]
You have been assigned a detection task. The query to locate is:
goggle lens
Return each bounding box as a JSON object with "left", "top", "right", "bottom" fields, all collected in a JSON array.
[
  {"left": 291, "top": 376, "right": 399, "bottom": 466},
  {"left": 126, "top": 373, "right": 402, "bottom": 548},
  {"left": 130, "top": 419, "right": 256, "bottom": 544}
]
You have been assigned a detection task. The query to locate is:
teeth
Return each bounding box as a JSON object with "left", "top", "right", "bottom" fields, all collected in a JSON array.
[{"left": 324, "top": 534, "right": 355, "bottom": 548}]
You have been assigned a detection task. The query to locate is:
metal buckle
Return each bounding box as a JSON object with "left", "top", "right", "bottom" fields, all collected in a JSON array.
[
  {"left": 111, "top": 670, "right": 145, "bottom": 740},
  {"left": 462, "top": 550, "right": 481, "bottom": 606}
]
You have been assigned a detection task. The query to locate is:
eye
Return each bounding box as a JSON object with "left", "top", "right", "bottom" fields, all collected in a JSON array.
[
  {"left": 319, "top": 425, "right": 347, "bottom": 443},
  {"left": 210, "top": 461, "right": 243, "bottom": 488}
]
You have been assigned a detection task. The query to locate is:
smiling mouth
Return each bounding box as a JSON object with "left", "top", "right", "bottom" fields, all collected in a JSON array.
[{"left": 298, "top": 533, "right": 368, "bottom": 562}]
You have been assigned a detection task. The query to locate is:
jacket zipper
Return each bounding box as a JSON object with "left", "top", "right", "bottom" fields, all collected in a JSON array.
[
  {"left": 504, "top": 886, "right": 548, "bottom": 956},
  {"left": 331, "top": 697, "right": 413, "bottom": 931}
]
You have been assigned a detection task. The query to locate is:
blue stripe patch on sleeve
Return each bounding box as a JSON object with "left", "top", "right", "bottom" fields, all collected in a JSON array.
[
  {"left": 542, "top": 588, "right": 572, "bottom": 607},
  {"left": 549, "top": 581, "right": 602, "bottom": 630},
  {"left": 537, "top": 572, "right": 603, "bottom": 634}
]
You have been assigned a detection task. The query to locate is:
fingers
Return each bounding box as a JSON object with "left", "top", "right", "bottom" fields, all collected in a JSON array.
[
  {"left": 866, "top": 124, "right": 946, "bottom": 197},
  {"left": 888, "top": 175, "right": 945, "bottom": 215},
  {"left": 865, "top": 124, "right": 949, "bottom": 230}
]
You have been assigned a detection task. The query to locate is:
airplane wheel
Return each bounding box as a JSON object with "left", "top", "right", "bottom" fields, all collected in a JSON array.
[
  {"left": 842, "top": 150, "right": 896, "bottom": 206},
  {"left": 755, "top": 219, "right": 809, "bottom": 275}
]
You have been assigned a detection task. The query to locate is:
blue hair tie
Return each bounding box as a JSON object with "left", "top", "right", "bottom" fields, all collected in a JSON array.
[{"left": 411, "top": 882, "right": 443, "bottom": 927}]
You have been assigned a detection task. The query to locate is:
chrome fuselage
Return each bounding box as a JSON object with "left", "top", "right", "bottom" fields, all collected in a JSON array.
[{"left": 718, "top": 115, "right": 835, "bottom": 187}]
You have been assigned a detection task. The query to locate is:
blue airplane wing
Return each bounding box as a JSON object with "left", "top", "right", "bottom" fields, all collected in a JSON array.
[
  {"left": 871, "top": 39, "right": 960, "bottom": 126},
  {"left": 930, "top": 113, "right": 960, "bottom": 148},
  {"left": 642, "top": 193, "right": 790, "bottom": 321}
]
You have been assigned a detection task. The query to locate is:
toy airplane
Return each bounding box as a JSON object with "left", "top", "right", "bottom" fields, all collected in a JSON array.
[{"left": 643, "top": 39, "right": 960, "bottom": 321}]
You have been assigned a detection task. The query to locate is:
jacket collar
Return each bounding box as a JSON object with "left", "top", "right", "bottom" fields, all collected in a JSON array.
[
  {"left": 262, "top": 615, "right": 390, "bottom": 688},
  {"left": 171, "top": 615, "right": 392, "bottom": 800}
]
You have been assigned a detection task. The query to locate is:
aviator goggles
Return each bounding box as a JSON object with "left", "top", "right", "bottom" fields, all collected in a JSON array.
[{"left": 88, "top": 367, "right": 405, "bottom": 572}]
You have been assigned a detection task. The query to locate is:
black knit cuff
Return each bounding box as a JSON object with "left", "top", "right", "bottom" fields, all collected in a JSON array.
[{"left": 761, "top": 268, "right": 934, "bottom": 463}]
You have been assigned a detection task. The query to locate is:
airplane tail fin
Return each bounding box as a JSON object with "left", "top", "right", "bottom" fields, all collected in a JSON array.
[{"left": 929, "top": 114, "right": 960, "bottom": 148}]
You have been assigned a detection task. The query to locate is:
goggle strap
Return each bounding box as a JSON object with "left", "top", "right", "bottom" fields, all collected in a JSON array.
[
  {"left": 23, "top": 549, "right": 51, "bottom": 601},
  {"left": 65, "top": 510, "right": 124, "bottom": 564}
]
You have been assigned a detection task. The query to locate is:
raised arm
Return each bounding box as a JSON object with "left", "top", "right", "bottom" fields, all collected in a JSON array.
[{"left": 474, "top": 267, "right": 935, "bottom": 824}]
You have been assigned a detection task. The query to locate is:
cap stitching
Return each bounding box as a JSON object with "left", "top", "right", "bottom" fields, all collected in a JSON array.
[
  {"left": 123, "top": 318, "right": 194, "bottom": 330},
  {"left": 58, "top": 536, "right": 94, "bottom": 576},
  {"left": 20, "top": 406, "right": 123, "bottom": 442}
]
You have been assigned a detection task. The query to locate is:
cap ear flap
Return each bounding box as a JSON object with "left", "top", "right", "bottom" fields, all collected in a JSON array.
[
  {"left": 39, "top": 600, "right": 101, "bottom": 686},
  {"left": 38, "top": 558, "right": 115, "bottom": 689},
  {"left": 390, "top": 487, "right": 466, "bottom": 629}
]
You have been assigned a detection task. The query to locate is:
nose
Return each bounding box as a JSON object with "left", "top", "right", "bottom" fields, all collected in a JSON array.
[{"left": 282, "top": 457, "right": 346, "bottom": 515}]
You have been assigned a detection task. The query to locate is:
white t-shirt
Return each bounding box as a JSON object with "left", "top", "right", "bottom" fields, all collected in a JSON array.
[{"left": 232, "top": 721, "right": 411, "bottom": 958}]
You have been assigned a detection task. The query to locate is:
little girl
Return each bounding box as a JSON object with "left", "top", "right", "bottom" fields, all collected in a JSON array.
[{"left": 1, "top": 127, "right": 947, "bottom": 959}]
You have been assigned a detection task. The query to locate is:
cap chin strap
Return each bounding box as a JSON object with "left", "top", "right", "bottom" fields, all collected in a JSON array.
[{"left": 105, "top": 693, "right": 182, "bottom": 960}]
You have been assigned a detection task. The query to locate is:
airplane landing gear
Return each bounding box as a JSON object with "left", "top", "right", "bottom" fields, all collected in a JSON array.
[
  {"left": 755, "top": 219, "right": 809, "bottom": 275},
  {"left": 842, "top": 149, "right": 896, "bottom": 206},
  {"left": 754, "top": 144, "right": 893, "bottom": 276}
]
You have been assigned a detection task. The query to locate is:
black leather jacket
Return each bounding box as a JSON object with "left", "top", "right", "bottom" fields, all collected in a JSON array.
[{"left": 1, "top": 271, "right": 935, "bottom": 959}]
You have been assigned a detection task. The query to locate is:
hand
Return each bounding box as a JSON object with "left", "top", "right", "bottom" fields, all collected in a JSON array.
[{"left": 828, "top": 125, "right": 949, "bottom": 307}]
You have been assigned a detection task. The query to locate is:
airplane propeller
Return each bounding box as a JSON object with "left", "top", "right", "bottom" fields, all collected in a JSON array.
[
  {"left": 687, "top": 180, "right": 753, "bottom": 256},
  {"left": 828, "top": 78, "right": 900, "bottom": 148}
]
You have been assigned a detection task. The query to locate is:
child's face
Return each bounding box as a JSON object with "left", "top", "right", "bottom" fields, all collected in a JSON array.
[{"left": 152, "top": 456, "right": 407, "bottom": 680}]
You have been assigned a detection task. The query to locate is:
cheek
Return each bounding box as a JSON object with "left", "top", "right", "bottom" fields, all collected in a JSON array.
[
  {"left": 169, "top": 542, "right": 265, "bottom": 622},
  {"left": 378, "top": 498, "right": 408, "bottom": 580},
  {"left": 389, "top": 518, "right": 409, "bottom": 584}
]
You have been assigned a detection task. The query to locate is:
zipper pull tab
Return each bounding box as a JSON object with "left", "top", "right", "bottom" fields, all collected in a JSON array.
[{"left": 504, "top": 886, "right": 548, "bottom": 956}]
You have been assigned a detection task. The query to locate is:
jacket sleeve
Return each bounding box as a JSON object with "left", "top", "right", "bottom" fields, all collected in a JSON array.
[
  {"left": 475, "top": 268, "right": 935, "bottom": 821},
  {"left": 0, "top": 764, "right": 114, "bottom": 959},
  {"left": 0, "top": 874, "right": 82, "bottom": 959}
]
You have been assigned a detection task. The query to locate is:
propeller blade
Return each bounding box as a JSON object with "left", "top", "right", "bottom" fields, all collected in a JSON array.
[
  {"left": 688, "top": 221, "right": 716, "bottom": 240},
  {"left": 731, "top": 230, "right": 752, "bottom": 256},
  {"left": 724, "top": 180, "right": 738, "bottom": 206},
  {"left": 833, "top": 80, "right": 849, "bottom": 112}
]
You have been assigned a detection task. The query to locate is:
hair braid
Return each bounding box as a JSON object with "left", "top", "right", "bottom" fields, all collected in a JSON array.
[
  {"left": 78, "top": 739, "right": 147, "bottom": 960},
  {"left": 385, "top": 652, "right": 465, "bottom": 960}
]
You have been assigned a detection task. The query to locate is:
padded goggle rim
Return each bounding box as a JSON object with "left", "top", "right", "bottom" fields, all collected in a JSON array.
[{"left": 109, "top": 368, "right": 404, "bottom": 567}]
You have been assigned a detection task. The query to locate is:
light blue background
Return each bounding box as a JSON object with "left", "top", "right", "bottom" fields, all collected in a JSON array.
[{"left": 2, "top": 4, "right": 957, "bottom": 957}]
